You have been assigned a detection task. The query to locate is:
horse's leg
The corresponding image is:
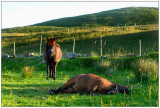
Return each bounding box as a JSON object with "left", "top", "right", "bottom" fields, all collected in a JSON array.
[
  {"left": 53, "top": 62, "right": 57, "bottom": 80},
  {"left": 60, "top": 87, "right": 76, "bottom": 94},
  {"left": 49, "top": 63, "right": 53, "bottom": 78},
  {"left": 50, "top": 75, "right": 78, "bottom": 95},
  {"left": 46, "top": 63, "right": 49, "bottom": 80},
  {"left": 90, "top": 86, "right": 98, "bottom": 96}
]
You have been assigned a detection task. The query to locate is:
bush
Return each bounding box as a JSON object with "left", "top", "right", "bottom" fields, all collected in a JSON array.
[
  {"left": 94, "top": 60, "right": 117, "bottom": 76},
  {"left": 130, "top": 58, "right": 158, "bottom": 82},
  {"left": 21, "top": 66, "right": 34, "bottom": 78}
]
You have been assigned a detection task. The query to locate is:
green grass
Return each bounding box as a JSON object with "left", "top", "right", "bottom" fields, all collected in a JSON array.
[
  {"left": 2, "top": 29, "right": 158, "bottom": 56},
  {"left": 1, "top": 7, "right": 158, "bottom": 106},
  {"left": 1, "top": 55, "right": 158, "bottom": 107},
  {"left": 32, "top": 7, "right": 158, "bottom": 27},
  {"left": 130, "top": 58, "right": 158, "bottom": 82}
]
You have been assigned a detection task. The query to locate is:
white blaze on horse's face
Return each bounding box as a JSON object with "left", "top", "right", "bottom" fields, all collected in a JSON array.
[
  {"left": 51, "top": 49, "right": 54, "bottom": 53},
  {"left": 48, "top": 46, "right": 55, "bottom": 56}
]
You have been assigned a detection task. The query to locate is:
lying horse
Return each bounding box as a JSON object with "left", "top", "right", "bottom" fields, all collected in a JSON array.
[
  {"left": 44, "top": 38, "right": 62, "bottom": 80},
  {"left": 50, "top": 74, "right": 129, "bottom": 95}
]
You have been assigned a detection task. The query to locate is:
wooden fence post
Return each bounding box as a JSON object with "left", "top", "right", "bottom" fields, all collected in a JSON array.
[
  {"left": 95, "top": 35, "right": 106, "bottom": 57},
  {"left": 73, "top": 38, "right": 75, "bottom": 53},
  {"left": 139, "top": 40, "right": 141, "bottom": 56},
  {"left": 46, "top": 30, "right": 47, "bottom": 37},
  {"left": 100, "top": 35, "right": 102, "bottom": 56},
  {"left": 52, "top": 27, "right": 54, "bottom": 37},
  {"left": 40, "top": 35, "right": 42, "bottom": 55},
  {"left": 118, "top": 25, "right": 119, "bottom": 31},
  {"left": 68, "top": 28, "right": 69, "bottom": 34},
  {"left": 13, "top": 41, "right": 15, "bottom": 56}
]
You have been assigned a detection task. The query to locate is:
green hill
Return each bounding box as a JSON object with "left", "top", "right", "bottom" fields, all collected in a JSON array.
[
  {"left": 2, "top": 7, "right": 158, "bottom": 33},
  {"left": 33, "top": 7, "right": 158, "bottom": 27}
]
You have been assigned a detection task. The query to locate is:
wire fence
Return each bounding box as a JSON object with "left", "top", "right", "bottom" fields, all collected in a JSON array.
[
  {"left": 2, "top": 32, "right": 158, "bottom": 58},
  {"left": 1, "top": 25, "right": 158, "bottom": 58}
]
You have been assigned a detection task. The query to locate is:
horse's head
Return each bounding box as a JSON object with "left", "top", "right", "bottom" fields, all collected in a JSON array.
[
  {"left": 107, "top": 85, "right": 129, "bottom": 95},
  {"left": 117, "top": 85, "right": 129, "bottom": 94},
  {"left": 46, "top": 38, "right": 56, "bottom": 56},
  {"left": 47, "top": 38, "right": 56, "bottom": 47}
]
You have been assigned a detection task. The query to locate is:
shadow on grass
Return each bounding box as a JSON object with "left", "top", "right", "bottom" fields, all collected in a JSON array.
[{"left": 2, "top": 82, "right": 64, "bottom": 97}]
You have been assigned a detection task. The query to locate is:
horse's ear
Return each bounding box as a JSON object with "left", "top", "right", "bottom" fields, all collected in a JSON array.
[{"left": 125, "top": 85, "right": 129, "bottom": 88}]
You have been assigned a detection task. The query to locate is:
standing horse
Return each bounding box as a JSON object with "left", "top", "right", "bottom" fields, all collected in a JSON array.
[{"left": 44, "top": 38, "right": 62, "bottom": 80}]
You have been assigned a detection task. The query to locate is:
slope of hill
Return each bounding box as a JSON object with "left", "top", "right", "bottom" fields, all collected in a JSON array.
[{"left": 33, "top": 7, "right": 158, "bottom": 27}]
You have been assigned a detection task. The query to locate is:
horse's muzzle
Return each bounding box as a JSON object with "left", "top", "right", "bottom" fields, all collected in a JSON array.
[{"left": 48, "top": 49, "right": 54, "bottom": 55}]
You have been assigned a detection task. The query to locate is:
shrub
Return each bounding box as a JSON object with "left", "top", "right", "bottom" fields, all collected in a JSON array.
[
  {"left": 21, "top": 66, "right": 34, "bottom": 78},
  {"left": 90, "top": 51, "right": 98, "bottom": 57},
  {"left": 130, "top": 58, "right": 158, "bottom": 82},
  {"left": 94, "top": 60, "right": 117, "bottom": 76}
]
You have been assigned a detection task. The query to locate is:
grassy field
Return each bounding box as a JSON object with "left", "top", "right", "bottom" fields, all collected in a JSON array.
[
  {"left": 1, "top": 24, "right": 159, "bottom": 107},
  {"left": 1, "top": 53, "right": 158, "bottom": 107},
  {"left": 1, "top": 25, "right": 158, "bottom": 56}
]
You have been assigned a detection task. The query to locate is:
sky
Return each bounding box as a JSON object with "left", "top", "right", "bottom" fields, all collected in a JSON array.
[{"left": 1, "top": 1, "right": 159, "bottom": 29}]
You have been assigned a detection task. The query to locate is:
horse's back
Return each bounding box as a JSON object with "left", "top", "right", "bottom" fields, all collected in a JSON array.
[
  {"left": 74, "top": 74, "right": 113, "bottom": 92},
  {"left": 74, "top": 74, "right": 99, "bottom": 92},
  {"left": 55, "top": 44, "right": 62, "bottom": 62},
  {"left": 60, "top": 74, "right": 85, "bottom": 90}
]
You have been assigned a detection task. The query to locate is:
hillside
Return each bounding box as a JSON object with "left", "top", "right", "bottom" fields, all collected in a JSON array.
[
  {"left": 2, "top": 7, "right": 158, "bottom": 33},
  {"left": 33, "top": 7, "right": 158, "bottom": 27}
]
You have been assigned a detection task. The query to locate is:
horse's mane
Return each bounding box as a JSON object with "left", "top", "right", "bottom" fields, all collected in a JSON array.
[{"left": 55, "top": 43, "right": 60, "bottom": 48}]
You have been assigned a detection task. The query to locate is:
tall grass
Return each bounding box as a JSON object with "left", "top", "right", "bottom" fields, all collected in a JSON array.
[
  {"left": 130, "top": 58, "right": 158, "bottom": 82},
  {"left": 93, "top": 60, "right": 124, "bottom": 76},
  {"left": 21, "top": 66, "right": 34, "bottom": 78},
  {"left": 94, "top": 60, "right": 114, "bottom": 76}
]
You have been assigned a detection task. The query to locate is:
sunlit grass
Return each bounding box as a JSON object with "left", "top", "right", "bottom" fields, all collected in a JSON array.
[
  {"left": 1, "top": 24, "right": 158, "bottom": 56},
  {"left": 1, "top": 56, "right": 158, "bottom": 107},
  {"left": 130, "top": 58, "right": 158, "bottom": 82}
]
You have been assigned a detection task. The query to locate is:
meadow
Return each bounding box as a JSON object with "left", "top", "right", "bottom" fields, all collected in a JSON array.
[
  {"left": 1, "top": 24, "right": 159, "bottom": 107},
  {"left": 1, "top": 24, "right": 158, "bottom": 56},
  {"left": 1, "top": 53, "right": 158, "bottom": 107}
]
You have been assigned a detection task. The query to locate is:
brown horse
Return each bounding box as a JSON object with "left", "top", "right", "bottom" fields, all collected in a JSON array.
[
  {"left": 44, "top": 38, "right": 62, "bottom": 80},
  {"left": 50, "top": 74, "right": 129, "bottom": 95}
]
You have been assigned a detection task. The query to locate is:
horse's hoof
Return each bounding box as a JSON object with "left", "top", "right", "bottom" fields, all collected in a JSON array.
[
  {"left": 79, "top": 93, "right": 84, "bottom": 95},
  {"left": 92, "top": 93, "right": 95, "bottom": 96},
  {"left": 53, "top": 77, "right": 55, "bottom": 80},
  {"left": 50, "top": 90, "right": 54, "bottom": 95},
  {"left": 50, "top": 89, "right": 59, "bottom": 95}
]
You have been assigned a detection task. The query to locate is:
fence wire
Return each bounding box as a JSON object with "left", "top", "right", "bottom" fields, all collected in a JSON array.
[{"left": 2, "top": 30, "right": 158, "bottom": 57}]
